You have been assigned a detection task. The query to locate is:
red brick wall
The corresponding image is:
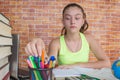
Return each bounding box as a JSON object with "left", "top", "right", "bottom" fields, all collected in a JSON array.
[{"left": 0, "top": 0, "right": 120, "bottom": 68}]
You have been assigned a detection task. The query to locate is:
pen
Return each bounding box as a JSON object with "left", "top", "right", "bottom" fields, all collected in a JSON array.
[
  {"left": 48, "top": 56, "right": 56, "bottom": 64},
  {"left": 38, "top": 57, "right": 48, "bottom": 80},
  {"left": 48, "top": 56, "right": 56, "bottom": 68},
  {"left": 26, "top": 59, "right": 32, "bottom": 68},
  {"left": 44, "top": 64, "right": 49, "bottom": 68},
  {"left": 49, "top": 60, "right": 53, "bottom": 68},
  {"left": 28, "top": 56, "right": 38, "bottom": 80},
  {"left": 38, "top": 57, "right": 41, "bottom": 68},
  {"left": 29, "top": 56, "right": 42, "bottom": 80},
  {"left": 41, "top": 49, "right": 45, "bottom": 68},
  {"left": 26, "top": 59, "right": 36, "bottom": 80},
  {"left": 34, "top": 56, "right": 40, "bottom": 68}
]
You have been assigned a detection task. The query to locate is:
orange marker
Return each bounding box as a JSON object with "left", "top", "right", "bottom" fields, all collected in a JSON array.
[
  {"left": 41, "top": 49, "right": 45, "bottom": 68},
  {"left": 49, "top": 60, "right": 53, "bottom": 68}
]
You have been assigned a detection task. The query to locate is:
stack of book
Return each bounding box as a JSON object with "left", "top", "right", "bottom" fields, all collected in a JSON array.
[{"left": 0, "top": 13, "right": 12, "bottom": 80}]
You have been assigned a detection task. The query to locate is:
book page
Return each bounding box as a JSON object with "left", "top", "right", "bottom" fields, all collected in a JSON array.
[
  {"left": 73, "top": 67, "right": 118, "bottom": 80},
  {"left": 53, "top": 67, "right": 118, "bottom": 80},
  {"left": 53, "top": 68, "right": 81, "bottom": 77}
]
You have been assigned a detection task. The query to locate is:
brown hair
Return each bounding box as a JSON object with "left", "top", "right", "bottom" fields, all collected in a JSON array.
[{"left": 61, "top": 3, "right": 89, "bottom": 35}]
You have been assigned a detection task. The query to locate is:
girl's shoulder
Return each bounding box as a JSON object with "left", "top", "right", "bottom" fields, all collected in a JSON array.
[
  {"left": 84, "top": 32, "right": 93, "bottom": 39},
  {"left": 52, "top": 37, "right": 60, "bottom": 43},
  {"left": 50, "top": 37, "right": 60, "bottom": 47},
  {"left": 83, "top": 32, "right": 97, "bottom": 44}
]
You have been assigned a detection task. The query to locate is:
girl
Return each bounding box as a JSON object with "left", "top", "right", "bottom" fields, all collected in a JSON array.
[{"left": 25, "top": 3, "right": 111, "bottom": 69}]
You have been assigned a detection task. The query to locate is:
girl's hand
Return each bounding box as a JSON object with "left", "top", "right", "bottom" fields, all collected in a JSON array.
[{"left": 25, "top": 38, "right": 45, "bottom": 57}]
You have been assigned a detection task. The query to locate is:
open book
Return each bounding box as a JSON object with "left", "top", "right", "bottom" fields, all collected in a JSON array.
[{"left": 53, "top": 67, "right": 118, "bottom": 80}]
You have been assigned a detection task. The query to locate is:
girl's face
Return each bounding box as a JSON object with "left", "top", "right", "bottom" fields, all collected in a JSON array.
[{"left": 63, "top": 7, "right": 84, "bottom": 33}]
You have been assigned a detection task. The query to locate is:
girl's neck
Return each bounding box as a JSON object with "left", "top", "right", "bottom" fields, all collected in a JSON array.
[{"left": 65, "top": 32, "right": 80, "bottom": 41}]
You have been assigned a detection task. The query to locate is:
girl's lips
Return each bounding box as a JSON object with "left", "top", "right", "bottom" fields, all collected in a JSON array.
[{"left": 70, "top": 26, "right": 76, "bottom": 28}]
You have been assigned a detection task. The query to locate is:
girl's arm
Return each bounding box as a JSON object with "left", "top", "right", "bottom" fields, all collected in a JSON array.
[
  {"left": 47, "top": 38, "right": 60, "bottom": 66},
  {"left": 81, "top": 34, "right": 111, "bottom": 68},
  {"left": 57, "top": 34, "right": 111, "bottom": 69}
]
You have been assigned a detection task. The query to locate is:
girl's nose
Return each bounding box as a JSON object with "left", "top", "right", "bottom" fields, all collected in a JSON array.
[{"left": 71, "top": 18, "right": 75, "bottom": 24}]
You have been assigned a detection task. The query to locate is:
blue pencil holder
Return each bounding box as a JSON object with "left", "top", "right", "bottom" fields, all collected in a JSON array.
[{"left": 29, "top": 67, "right": 53, "bottom": 80}]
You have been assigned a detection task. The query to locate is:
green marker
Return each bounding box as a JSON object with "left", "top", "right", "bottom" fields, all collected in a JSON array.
[{"left": 29, "top": 56, "right": 42, "bottom": 80}]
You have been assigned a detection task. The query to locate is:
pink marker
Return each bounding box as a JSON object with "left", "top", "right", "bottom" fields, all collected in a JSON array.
[
  {"left": 40, "top": 61, "right": 44, "bottom": 68},
  {"left": 26, "top": 59, "right": 32, "bottom": 68}
]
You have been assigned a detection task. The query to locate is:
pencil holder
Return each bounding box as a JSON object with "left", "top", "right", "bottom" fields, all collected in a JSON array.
[{"left": 29, "top": 67, "right": 53, "bottom": 80}]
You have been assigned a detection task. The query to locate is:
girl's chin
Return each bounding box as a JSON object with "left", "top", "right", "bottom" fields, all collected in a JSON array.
[{"left": 69, "top": 30, "right": 79, "bottom": 34}]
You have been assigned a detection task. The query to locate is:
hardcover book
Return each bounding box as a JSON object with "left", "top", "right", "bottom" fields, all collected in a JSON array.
[
  {"left": 0, "top": 63, "right": 9, "bottom": 80},
  {"left": 0, "top": 56, "right": 8, "bottom": 68},
  {"left": 0, "top": 13, "right": 11, "bottom": 80},
  {"left": 0, "top": 36, "right": 12, "bottom": 45},
  {"left": 0, "top": 46, "right": 12, "bottom": 60},
  {"left": 0, "top": 21, "right": 12, "bottom": 37},
  {"left": 0, "top": 13, "right": 10, "bottom": 25}
]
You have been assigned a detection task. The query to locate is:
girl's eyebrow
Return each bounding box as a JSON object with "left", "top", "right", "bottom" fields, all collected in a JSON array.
[
  {"left": 64, "top": 13, "right": 82, "bottom": 16},
  {"left": 64, "top": 14, "right": 71, "bottom": 16},
  {"left": 75, "top": 13, "right": 82, "bottom": 16}
]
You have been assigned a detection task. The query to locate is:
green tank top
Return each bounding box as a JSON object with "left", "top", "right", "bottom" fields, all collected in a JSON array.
[{"left": 58, "top": 33, "right": 90, "bottom": 65}]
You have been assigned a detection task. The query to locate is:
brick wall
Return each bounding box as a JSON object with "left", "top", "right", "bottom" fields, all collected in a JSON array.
[{"left": 0, "top": 0, "right": 120, "bottom": 68}]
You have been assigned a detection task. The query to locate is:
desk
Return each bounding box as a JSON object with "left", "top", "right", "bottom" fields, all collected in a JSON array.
[{"left": 53, "top": 67, "right": 118, "bottom": 80}]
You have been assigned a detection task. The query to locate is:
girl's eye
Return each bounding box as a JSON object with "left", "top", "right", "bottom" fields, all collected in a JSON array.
[
  {"left": 65, "top": 17, "right": 70, "bottom": 20},
  {"left": 75, "top": 17, "right": 80, "bottom": 20}
]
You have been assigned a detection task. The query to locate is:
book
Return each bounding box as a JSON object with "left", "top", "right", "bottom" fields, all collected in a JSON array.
[
  {"left": 54, "top": 77, "right": 65, "bottom": 80},
  {"left": 53, "top": 67, "right": 117, "bottom": 80},
  {"left": 0, "top": 46, "right": 12, "bottom": 60},
  {"left": 0, "top": 36, "right": 12, "bottom": 45},
  {"left": 0, "top": 56, "right": 8, "bottom": 68},
  {"left": 0, "top": 21, "right": 12, "bottom": 37},
  {"left": 53, "top": 68, "right": 80, "bottom": 78},
  {"left": 3, "top": 72, "right": 10, "bottom": 80},
  {"left": 0, "top": 63, "right": 9, "bottom": 80},
  {"left": 0, "top": 13, "right": 11, "bottom": 80},
  {"left": 0, "top": 13, "right": 10, "bottom": 25},
  {"left": 65, "top": 74, "right": 100, "bottom": 80}
]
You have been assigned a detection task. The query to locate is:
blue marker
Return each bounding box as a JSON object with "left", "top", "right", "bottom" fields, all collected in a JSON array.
[
  {"left": 34, "top": 56, "right": 40, "bottom": 68},
  {"left": 48, "top": 56, "right": 56, "bottom": 64}
]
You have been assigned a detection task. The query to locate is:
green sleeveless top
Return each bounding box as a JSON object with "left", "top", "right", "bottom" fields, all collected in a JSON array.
[{"left": 58, "top": 33, "right": 90, "bottom": 65}]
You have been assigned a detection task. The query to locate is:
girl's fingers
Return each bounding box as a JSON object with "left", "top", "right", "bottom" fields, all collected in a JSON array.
[
  {"left": 30, "top": 42, "right": 38, "bottom": 57},
  {"left": 25, "top": 38, "right": 45, "bottom": 57},
  {"left": 36, "top": 39, "right": 45, "bottom": 56},
  {"left": 25, "top": 47, "right": 29, "bottom": 55},
  {"left": 25, "top": 43, "right": 34, "bottom": 56},
  {"left": 36, "top": 41, "right": 42, "bottom": 56}
]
